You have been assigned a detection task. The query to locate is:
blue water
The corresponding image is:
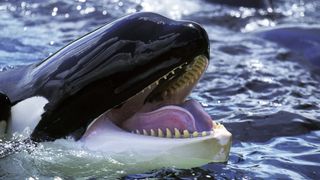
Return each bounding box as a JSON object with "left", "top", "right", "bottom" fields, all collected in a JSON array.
[{"left": 0, "top": 0, "right": 320, "bottom": 179}]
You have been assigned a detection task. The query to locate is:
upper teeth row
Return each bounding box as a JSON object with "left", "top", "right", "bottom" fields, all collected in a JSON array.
[
  {"left": 135, "top": 55, "right": 208, "bottom": 97},
  {"left": 115, "top": 56, "right": 208, "bottom": 107},
  {"left": 131, "top": 128, "right": 213, "bottom": 138},
  {"left": 163, "top": 55, "right": 208, "bottom": 96},
  {"left": 139, "top": 62, "right": 188, "bottom": 94}
]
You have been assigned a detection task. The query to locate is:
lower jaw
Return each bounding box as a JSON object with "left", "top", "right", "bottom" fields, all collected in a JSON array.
[{"left": 81, "top": 117, "right": 232, "bottom": 164}]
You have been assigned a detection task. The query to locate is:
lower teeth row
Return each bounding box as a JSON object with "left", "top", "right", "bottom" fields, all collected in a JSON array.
[{"left": 131, "top": 128, "right": 213, "bottom": 138}]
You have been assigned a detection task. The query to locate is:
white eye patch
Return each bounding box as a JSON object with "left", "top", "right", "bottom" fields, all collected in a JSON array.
[{"left": 8, "top": 96, "right": 48, "bottom": 135}]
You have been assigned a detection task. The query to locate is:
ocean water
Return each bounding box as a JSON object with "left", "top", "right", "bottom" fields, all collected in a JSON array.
[{"left": 0, "top": 0, "right": 319, "bottom": 179}]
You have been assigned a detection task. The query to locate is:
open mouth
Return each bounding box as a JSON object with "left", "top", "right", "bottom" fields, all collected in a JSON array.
[{"left": 103, "top": 55, "right": 217, "bottom": 138}]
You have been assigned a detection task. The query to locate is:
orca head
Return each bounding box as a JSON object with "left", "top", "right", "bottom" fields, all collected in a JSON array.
[
  {"left": 75, "top": 13, "right": 232, "bottom": 162},
  {"left": 28, "top": 12, "right": 213, "bottom": 142}
]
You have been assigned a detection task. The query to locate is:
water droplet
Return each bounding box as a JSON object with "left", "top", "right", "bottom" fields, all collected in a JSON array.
[{"left": 76, "top": 5, "right": 82, "bottom": 11}]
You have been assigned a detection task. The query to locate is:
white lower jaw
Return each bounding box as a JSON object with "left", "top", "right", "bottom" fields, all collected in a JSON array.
[{"left": 81, "top": 116, "right": 232, "bottom": 169}]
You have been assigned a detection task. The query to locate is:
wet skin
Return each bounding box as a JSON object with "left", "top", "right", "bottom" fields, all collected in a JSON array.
[
  {"left": 205, "top": 0, "right": 273, "bottom": 9},
  {"left": 255, "top": 26, "right": 320, "bottom": 78}
]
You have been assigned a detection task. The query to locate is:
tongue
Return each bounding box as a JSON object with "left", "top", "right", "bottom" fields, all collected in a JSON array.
[
  {"left": 121, "top": 99, "right": 213, "bottom": 133},
  {"left": 179, "top": 99, "right": 213, "bottom": 131}
]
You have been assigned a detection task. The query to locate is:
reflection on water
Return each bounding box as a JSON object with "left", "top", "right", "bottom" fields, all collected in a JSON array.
[{"left": 0, "top": 0, "right": 319, "bottom": 179}]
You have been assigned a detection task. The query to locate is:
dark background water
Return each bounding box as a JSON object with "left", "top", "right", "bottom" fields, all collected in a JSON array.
[{"left": 0, "top": 0, "right": 319, "bottom": 179}]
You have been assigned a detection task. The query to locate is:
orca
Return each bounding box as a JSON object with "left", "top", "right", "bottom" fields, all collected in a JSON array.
[
  {"left": 206, "top": 0, "right": 273, "bottom": 10},
  {"left": 0, "top": 12, "right": 231, "bottom": 164},
  {"left": 254, "top": 25, "right": 320, "bottom": 73}
]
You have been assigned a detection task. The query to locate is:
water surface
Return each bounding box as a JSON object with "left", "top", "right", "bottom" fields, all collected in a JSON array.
[{"left": 0, "top": 0, "right": 319, "bottom": 179}]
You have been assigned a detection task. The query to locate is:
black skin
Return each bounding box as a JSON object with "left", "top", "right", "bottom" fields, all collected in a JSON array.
[
  {"left": 255, "top": 26, "right": 320, "bottom": 69},
  {"left": 0, "top": 12, "right": 209, "bottom": 142},
  {"left": 0, "top": 92, "right": 11, "bottom": 122}
]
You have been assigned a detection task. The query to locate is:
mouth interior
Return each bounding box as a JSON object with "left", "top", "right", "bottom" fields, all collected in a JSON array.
[{"left": 106, "top": 55, "right": 214, "bottom": 138}]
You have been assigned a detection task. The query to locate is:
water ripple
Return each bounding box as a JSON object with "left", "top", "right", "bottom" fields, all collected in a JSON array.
[{"left": 0, "top": 0, "right": 320, "bottom": 179}]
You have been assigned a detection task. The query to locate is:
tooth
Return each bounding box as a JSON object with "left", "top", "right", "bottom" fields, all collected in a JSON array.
[
  {"left": 172, "top": 84, "right": 179, "bottom": 90},
  {"left": 194, "top": 64, "right": 203, "bottom": 70},
  {"left": 183, "top": 130, "right": 190, "bottom": 138},
  {"left": 163, "top": 91, "right": 168, "bottom": 97},
  {"left": 155, "top": 81, "right": 159, "bottom": 85},
  {"left": 143, "top": 129, "right": 148, "bottom": 135},
  {"left": 199, "top": 59, "right": 205, "bottom": 65},
  {"left": 201, "top": 131, "right": 207, "bottom": 136},
  {"left": 135, "top": 130, "right": 140, "bottom": 134},
  {"left": 168, "top": 89, "right": 174, "bottom": 95},
  {"left": 163, "top": 75, "right": 167, "bottom": 80},
  {"left": 212, "top": 121, "right": 217, "bottom": 128},
  {"left": 185, "top": 73, "right": 193, "bottom": 80},
  {"left": 166, "top": 128, "right": 172, "bottom": 138},
  {"left": 174, "top": 128, "right": 181, "bottom": 138},
  {"left": 192, "top": 131, "right": 199, "bottom": 137},
  {"left": 171, "top": 71, "right": 175, "bottom": 75},
  {"left": 179, "top": 78, "right": 187, "bottom": 84},
  {"left": 150, "top": 129, "right": 156, "bottom": 136},
  {"left": 158, "top": 129, "right": 163, "bottom": 137},
  {"left": 189, "top": 71, "right": 197, "bottom": 77},
  {"left": 176, "top": 81, "right": 183, "bottom": 87}
]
